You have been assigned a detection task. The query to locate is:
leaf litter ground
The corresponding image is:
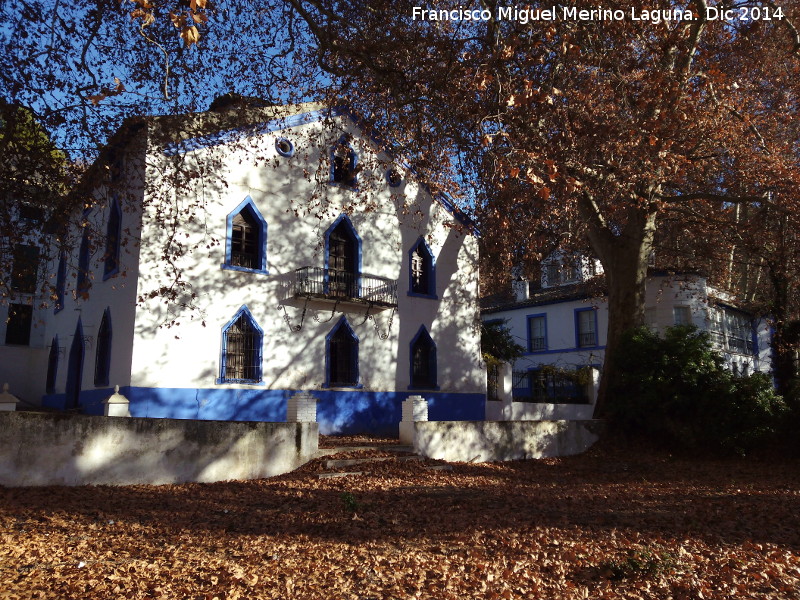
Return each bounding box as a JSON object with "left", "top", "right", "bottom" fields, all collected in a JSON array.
[{"left": 1, "top": 440, "right": 799, "bottom": 599}]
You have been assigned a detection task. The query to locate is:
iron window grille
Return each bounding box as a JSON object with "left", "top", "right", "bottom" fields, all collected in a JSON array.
[
  {"left": 221, "top": 311, "right": 262, "bottom": 383},
  {"left": 514, "top": 369, "right": 589, "bottom": 404}
]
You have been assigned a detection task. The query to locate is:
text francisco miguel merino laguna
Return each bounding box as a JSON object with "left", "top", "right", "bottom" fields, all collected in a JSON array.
[{"left": 411, "top": 5, "right": 785, "bottom": 23}]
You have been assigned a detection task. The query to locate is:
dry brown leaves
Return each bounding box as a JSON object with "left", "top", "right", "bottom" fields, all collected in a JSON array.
[{"left": 1, "top": 445, "right": 799, "bottom": 599}]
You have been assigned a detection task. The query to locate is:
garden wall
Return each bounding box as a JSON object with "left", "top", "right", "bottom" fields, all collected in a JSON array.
[
  {"left": 0, "top": 412, "right": 318, "bottom": 487},
  {"left": 407, "top": 420, "right": 603, "bottom": 462}
]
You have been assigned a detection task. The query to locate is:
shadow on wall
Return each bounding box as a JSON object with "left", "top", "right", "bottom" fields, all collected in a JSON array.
[{"left": 0, "top": 412, "right": 317, "bottom": 487}]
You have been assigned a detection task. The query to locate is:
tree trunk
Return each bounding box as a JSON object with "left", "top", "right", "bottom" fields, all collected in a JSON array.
[
  {"left": 769, "top": 269, "right": 799, "bottom": 402},
  {"left": 579, "top": 195, "right": 657, "bottom": 416}
]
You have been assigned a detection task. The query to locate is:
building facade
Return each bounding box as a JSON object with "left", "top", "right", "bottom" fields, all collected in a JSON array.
[
  {"left": 3, "top": 104, "right": 485, "bottom": 435},
  {"left": 483, "top": 251, "right": 772, "bottom": 404}
]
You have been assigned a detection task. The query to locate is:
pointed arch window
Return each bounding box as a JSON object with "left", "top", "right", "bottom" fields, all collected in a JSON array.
[
  {"left": 326, "top": 316, "right": 359, "bottom": 387},
  {"left": 77, "top": 228, "right": 92, "bottom": 293},
  {"left": 331, "top": 135, "right": 358, "bottom": 188},
  {"left": 222, "top": 197, "right": 268, "bottom": 274},
  {"left": 46, "top": 336, "right": 59, "bottom": 394},
  {"left": 55, "top": 251, "right": 66, "bottom": 313},
  {"left": 408, "top": 237, "right": 436, "bottom": 298},
  {"left": 103, "top": 197, "right": 122, "bottom": 279},
  {"left": 324, "top": 215, "right": 362, "bottom": 299},
  {"left": 94, "top": 308, "right": 112, "bottom": 386},
  {"left": 65, "top": 319, "right": 84, "bottom": 410},
  {"left": 218, "top": 306, "right": 263, "bottom": 384},
  {"left": 409, "top": 325, "right": 438, "bottom": 389}
]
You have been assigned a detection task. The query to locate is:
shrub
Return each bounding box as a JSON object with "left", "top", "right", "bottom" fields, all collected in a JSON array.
[{"left": 608, "top": 326, "right": 787, "bottom": 455}]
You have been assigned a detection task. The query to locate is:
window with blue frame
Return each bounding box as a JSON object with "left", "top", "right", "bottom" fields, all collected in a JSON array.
[
  {"left": 77, "top": 228, "right": 91, "bottom": 293},
  {"left": 325, "top": 215, "right": 361, "bottom": 299},
  {"left": 576, "top": 308, "right": 598, "bottom": 348},
  {"left": 408, "top": 238, "right": 436, "bottom": 298},
  {"left": 94, "top": 309, "right": 112, "bottom": 386},
  {"left": 410, "top": 326, "right": 437, "bottom": 389},
  {"left": 223, "top": 197, "right": 268, "bottom": 274},
  {"left": 46, "top": 336, "right": 59, "bottom": 394},
  {"left": 275, "top": 137, "right": 295, "bottom": 157},
  {"left": 55, "top": 251, "right": 66, "bottom": 313},
  {"left": 331, "top": 135, "right": 358, "bottom": 187},
  {"left": 103, "top": 198, "right": 121, "bottom": 278},
  {"left": 219, "top": 306, "right": 263, "bottom": 383},
  {"left": 326, "top": 317, "right": 359, "bottom": 387},
  {"left": 527, "top": 315, "right": 547, "bottom": 352}
]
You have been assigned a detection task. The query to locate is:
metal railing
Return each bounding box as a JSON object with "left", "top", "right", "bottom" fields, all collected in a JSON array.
[
  {"left": 578, "top": 331, "right": 597, "bottom": 347},
  {"left": 294, "top": 267, "right": 398, "bottom": 306}
]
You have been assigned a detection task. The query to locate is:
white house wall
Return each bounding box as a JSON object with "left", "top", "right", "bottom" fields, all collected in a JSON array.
[
  {"left": 111, "top": 109, "right": 484, "bottom": 435},
  {"left": 40, "top": 142, "right": 145, "bottom": 414},
  {"left": 485, "top": 275, "right": 772, "bottom": 401}
]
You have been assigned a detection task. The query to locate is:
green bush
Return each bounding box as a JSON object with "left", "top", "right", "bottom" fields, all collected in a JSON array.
[{"left": 608, "top": 326, "right": 787, "bottom": 455}]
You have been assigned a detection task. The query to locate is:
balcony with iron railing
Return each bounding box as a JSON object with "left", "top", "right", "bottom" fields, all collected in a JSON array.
[{"left": 293, "top": 267, "right": 398, "bottom": 307}]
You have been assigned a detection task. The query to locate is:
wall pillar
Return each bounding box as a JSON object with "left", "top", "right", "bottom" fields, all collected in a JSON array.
[
  {"left": 585, "top": 367, "right": 601, "bottom": 406},
  {"left": 103, "top": 385, "right": 131, "bottom": 417},
  {"left": 0, "top": 383, "right": 20, "bottom": 412},
  {"left": 286, "top": 391, "right": 318, "bottom": 423},
  {"left": 399, "top": 394, "right": 429, "bottom": 445}
]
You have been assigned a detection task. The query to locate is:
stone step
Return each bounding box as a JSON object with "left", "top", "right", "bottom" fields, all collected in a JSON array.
[
  {"left": 317, "top": 471, "right": 363, "bottom": 479},
  {"left": 316, "top": 445, "right": 414, "bottom": 457},
  {"left": 325, "top": 455, "right": 423, "bottom": 469}
]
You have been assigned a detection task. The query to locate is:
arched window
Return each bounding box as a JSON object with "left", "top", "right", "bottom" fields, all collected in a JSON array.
[
  {"left": 324, "top": 215, "right": 361, "bottom": 299},
  {"left": 326, "top": 316, "right": 359, "bottom": 387},
  {"left": 223, "top": 197, "right": 268, "bottom": 274},
  {"left": 410, "top": 325, "right": 437, "bottom": 389},
  {"left": 46, "top": 336, "right": 59, "bottom": 394},
  {"left": 331, "top": 135, "right": 358, "bottom": 187},
  {"left": 94, "top": 308, "right": 112, "bottom": 386},
  {"left": 54, "top": 251, "right": 66, "bottom": 313},
  {"left": 408, "top": 237, "right": 436, "bottom": 298},
  {"left": 219, "top": 306, "right": 263, "bottom": 383},
  {"left": 77, "top": 228, "right": 91, "bottom": 293},
  {"left": 103, "top": 198, "right": 121, "bottom": 278},
  {"left": 65, "top": 319, "right": 84, "bottom": 410}
]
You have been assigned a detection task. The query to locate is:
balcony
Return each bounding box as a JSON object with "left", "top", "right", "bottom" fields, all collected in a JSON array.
[{"left": 293, "top": 267, "right": 398, "bottom": 308}]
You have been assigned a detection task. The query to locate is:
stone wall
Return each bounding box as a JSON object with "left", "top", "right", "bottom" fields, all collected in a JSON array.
[
  {"left": 0, "top": 412, "right": 318, "bottom": 487},
  {"left": 408, "top": 420, "right": 603, "bottom": 462}
]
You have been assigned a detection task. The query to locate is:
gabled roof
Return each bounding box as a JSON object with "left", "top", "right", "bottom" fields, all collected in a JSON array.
[{"left": 77, "top": 103, "right": 477, "bottom": 233}]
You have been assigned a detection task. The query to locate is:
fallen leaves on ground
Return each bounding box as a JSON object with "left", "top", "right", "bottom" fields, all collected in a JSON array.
[{"left": 1, "top": 444, "right": 799, "bottom": 599}]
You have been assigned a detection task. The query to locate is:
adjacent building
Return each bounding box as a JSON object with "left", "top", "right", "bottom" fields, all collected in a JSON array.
[{"left": 482, "top": 250, "right": 772, "bottom": 404}]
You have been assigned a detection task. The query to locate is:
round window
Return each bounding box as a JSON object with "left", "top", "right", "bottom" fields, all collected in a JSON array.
[
  {"left": 386, "top": 168, "right": 402, "bottom": 187},
  {"left": 275, "top": 137, "right": 294, "bottom": 157}
]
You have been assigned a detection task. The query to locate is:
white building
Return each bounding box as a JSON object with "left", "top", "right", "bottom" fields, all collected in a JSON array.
[
  {"left": 483, "top": 251, "right": 772, "bottom": 404},
  {"left": 2, "top": 102, "right": 486, "bottom": 435}
]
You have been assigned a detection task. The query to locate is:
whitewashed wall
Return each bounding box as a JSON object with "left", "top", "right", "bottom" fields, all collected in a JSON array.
[{"left": 485, "top": 274, "right": 772, "bottom": 384}]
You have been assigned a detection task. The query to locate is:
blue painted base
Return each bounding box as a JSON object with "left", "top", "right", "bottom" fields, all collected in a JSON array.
[{"left": 40, "top": 387, "right": 486, "bottom": 436}]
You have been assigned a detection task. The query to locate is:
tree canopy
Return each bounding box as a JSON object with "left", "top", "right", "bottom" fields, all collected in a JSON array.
[{"left": 4, "top": 0, "right": 800, "bottom": 408}]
